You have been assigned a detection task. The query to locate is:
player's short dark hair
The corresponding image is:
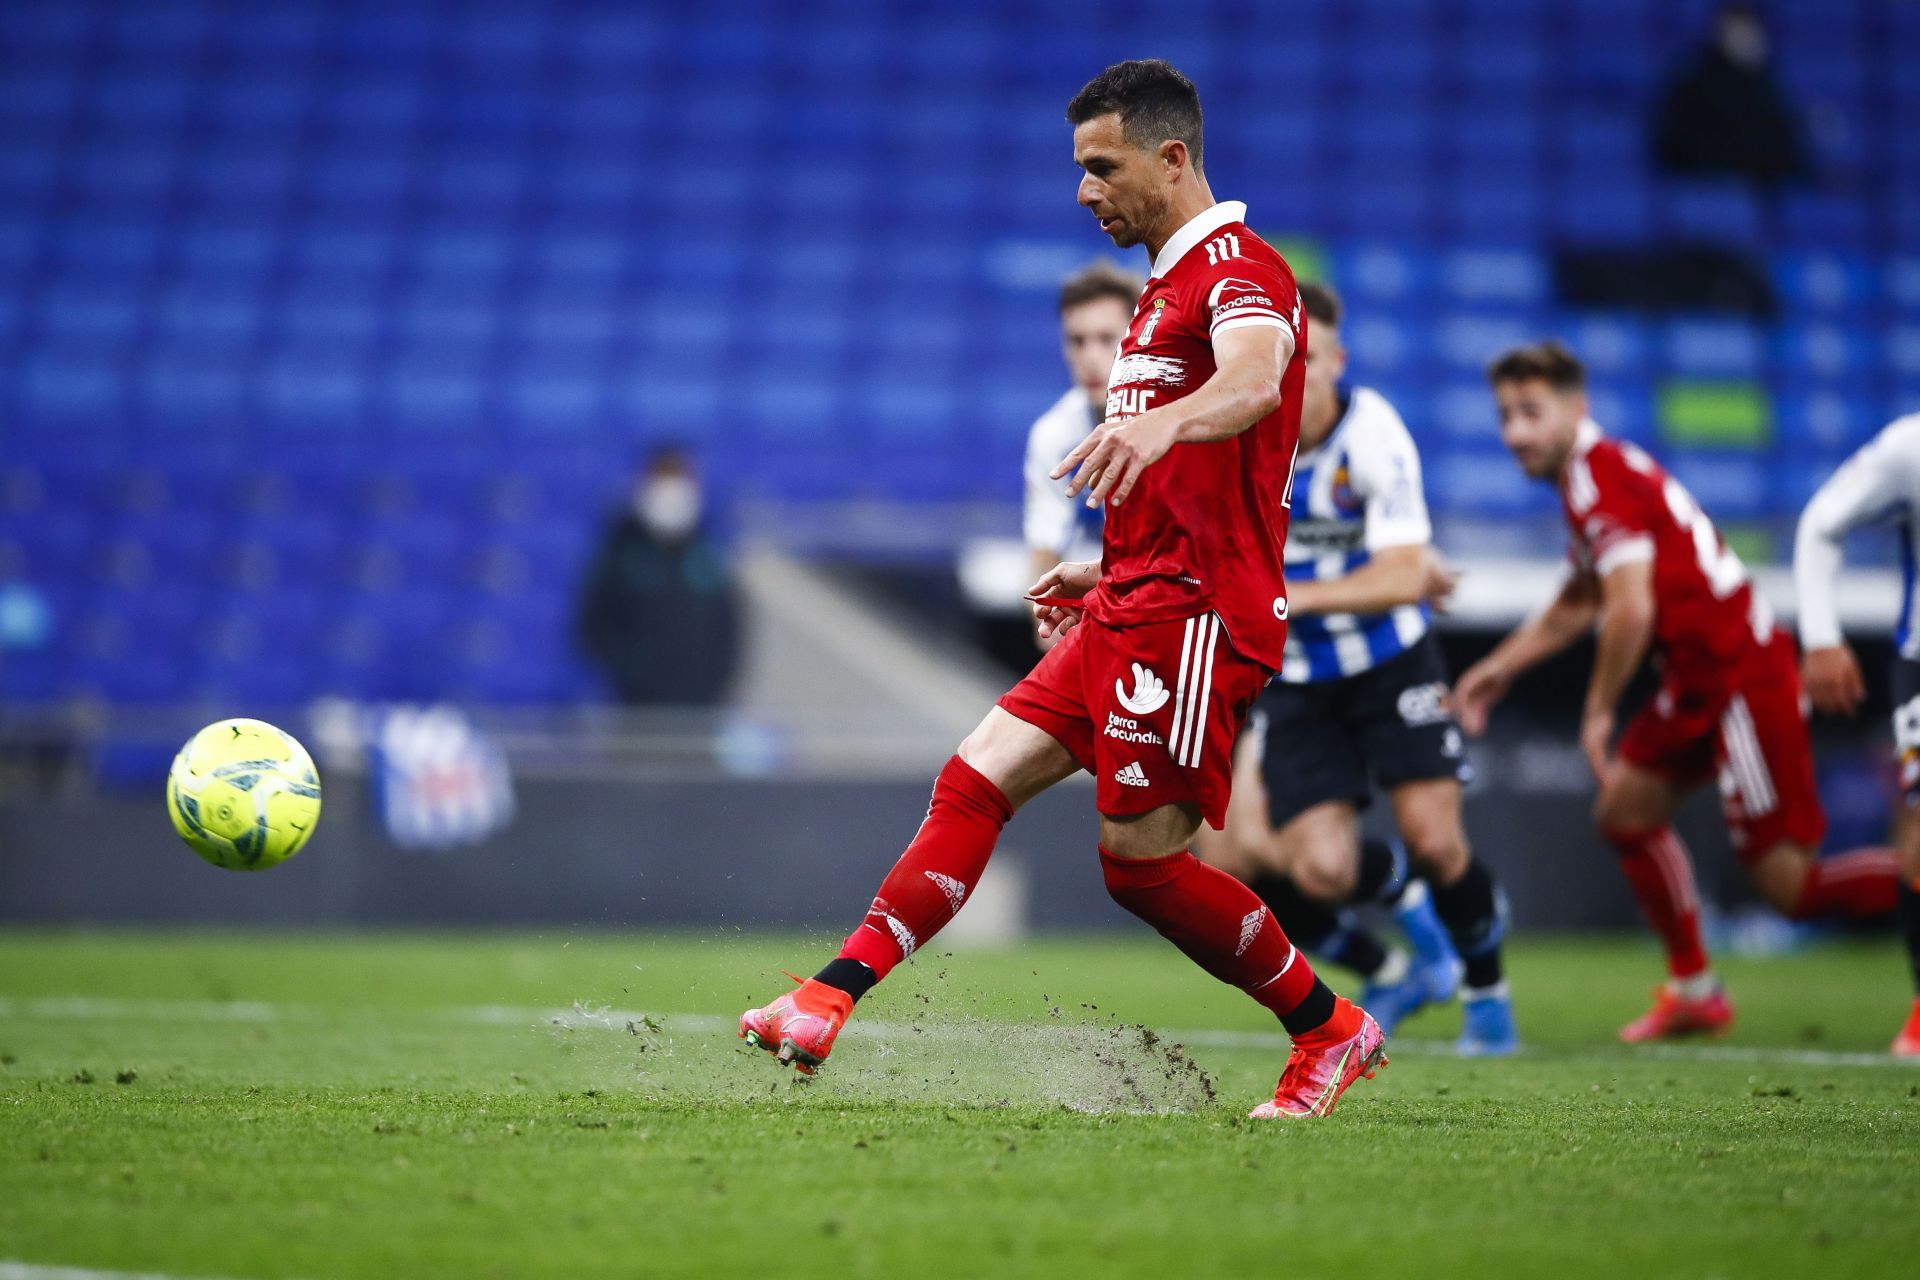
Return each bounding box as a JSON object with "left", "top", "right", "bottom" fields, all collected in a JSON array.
[
  {"left": 1299, "top": 282, "right": 1342, "bottom": 329},
  {"left": 1486, "top": 341, "right": 1587, "bottom": 392},
  {"left": 1066, "top": 59, "right": 1205, "bottom": 171},
  {"left": 1058, "top": 260, "right": 1143, "bottom": 315}
]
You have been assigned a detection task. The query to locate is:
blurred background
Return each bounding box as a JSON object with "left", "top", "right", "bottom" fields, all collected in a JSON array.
[{"left": 2, "top": 0, "right": 1916, "bottom": 940}]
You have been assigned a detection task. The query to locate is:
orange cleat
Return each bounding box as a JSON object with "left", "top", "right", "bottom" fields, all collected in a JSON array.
[
  {"left": 1249, "top": 1001, "right": 1387, "bottom": 1119},
  {"left": 1893, "top": 998, "right": 1920, "bottom": 1059},
  {"left": 739, "top": 974, "right": 855, "bottom": 1075},
  {"left": 1618, "top": 983, "right": 1735, "bottom": 1043}
]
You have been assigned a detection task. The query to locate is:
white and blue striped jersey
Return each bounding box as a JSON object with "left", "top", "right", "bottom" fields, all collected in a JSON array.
[
  {"left": 1279, "top": 387, "right": 1433, "bottom": 684},
  {"left": 1795, "top": 412, "right": 1920, "bottom": 658},
  {"left": 1023, "top": 388, "right": 1105, "bottom": 564}
]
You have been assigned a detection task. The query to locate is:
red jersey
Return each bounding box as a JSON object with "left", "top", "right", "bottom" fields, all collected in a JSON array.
[
  {"left": 1085, "top": 200, "right": 1305, "bottom": 672},
  {"left": 1560, "top": 421, "right": 1774, "bottom": 687}
]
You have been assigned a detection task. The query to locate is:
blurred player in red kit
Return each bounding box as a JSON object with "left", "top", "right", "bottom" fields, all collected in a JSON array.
[
  {"left": 1456, "top": 343, "right": 1899, "bottom": 1042},
  {"left": 741, "top": 60, "right": 1386, "bottom": 1117}
]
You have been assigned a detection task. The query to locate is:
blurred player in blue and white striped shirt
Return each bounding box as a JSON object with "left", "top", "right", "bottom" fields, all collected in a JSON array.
[
  {"left": 1208, "top": 283, "right": 1517, "bottom": 1055},
  {"left": 1022, "top": 261, "right": 1141, "bottom": 649}
]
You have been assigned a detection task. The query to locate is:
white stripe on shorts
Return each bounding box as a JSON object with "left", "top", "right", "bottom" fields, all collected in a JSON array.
[
  {"left": 1167, "top": 617, "right": 1199, "bottom": 765},
  {"left": 1721, "top": 695, "right": 1777, "bottom": 815}
]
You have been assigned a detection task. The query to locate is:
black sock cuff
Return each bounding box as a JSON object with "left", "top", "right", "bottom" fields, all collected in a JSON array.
[
  {"left": 1353, "top": 838, "right": 1406, "bottom": 906},
  {"left": 1279, "top": 976, "right": 1338, "bottom": 1038},
  {"left": 814, "top": 957, "right": 878, "bottom": 1003}
]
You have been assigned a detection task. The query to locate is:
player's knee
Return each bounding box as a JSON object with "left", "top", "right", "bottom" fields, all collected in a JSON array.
[
  {"left": 1404, "top": 827, "right": 1469, "bottom": 882},
  {"left": 1290, "top": 846, "right": 1357, "bottom": 903},
  {"left": 1753, "top": 849, "right": 1814, "bottom": 917},
  {"left": 1591, "top": 788, "right": 1644, "bottom": 835}
]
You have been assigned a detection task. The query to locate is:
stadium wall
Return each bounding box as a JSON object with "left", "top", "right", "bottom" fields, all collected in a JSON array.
[{"left": 0, "top": 760, "right": 1771, "bottom": 933}]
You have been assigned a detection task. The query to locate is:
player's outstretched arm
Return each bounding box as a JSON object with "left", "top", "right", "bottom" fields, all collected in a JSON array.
[
  {"left": 1455, "top": 569, "right": 1601, "bottom": 735},
  {"left": 1054, "top": 323, "right": 1293, "bottom": 509},
  {"left": 1288, "top": 544, "right": 1457, "bottom": 617},
  {"left": 1580, "top": 562, "right": 1656, "bottom": 778},
  {"left": 1794, "top": 447, "right": 1890, "bottom": 716}
]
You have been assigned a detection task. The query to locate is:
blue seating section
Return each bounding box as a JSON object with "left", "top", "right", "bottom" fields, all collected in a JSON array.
[{"left": 1, "top": 0, "right": 1917, "bottom": 703}]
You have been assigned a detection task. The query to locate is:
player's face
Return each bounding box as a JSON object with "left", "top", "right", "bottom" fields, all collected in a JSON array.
[
  {"left": 1073, "top": 114, "right": 1173, "bottom": 250},
  {"left": 1495, "top": 379, "right": 1586, "bottom": 479},
  {"left": 1299, "top": 321, "right": 1348, "bottom": 446},
  {"left": 1060, "top": 296, "right": 1132, "bottom": 408}
]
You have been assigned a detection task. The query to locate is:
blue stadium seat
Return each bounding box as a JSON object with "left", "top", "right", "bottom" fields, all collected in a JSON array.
[
  {"left": 1887, "top": 257, "right": 1920, "bottom": 318},
  {"left": 1427, "top": 448, "right": 1549, "bottom": 518},
  {"left": 1774, "top": 321, "right": 1874, "bottom": 384},
  {"left": 1662, "top": 319, "right": 1764, "bottom": 378},
  {"left": 1774, "top": 252, "right": 1877, "bottom": 313},
  {"left": 1774, "top": 389, "right": 1881, "bottom": 453},
  {"left": 1666, "top": 453, "right": 1769, "bottom": 521},
  {"left": 1584, "top": 385, "right": 1655, "bottom": 444},
  {"left": 1657, "top": 181, "right": 1765, "bottom": 248}
]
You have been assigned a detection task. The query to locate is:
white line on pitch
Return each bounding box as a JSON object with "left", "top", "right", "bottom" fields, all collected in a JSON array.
[
  {"left": 2, "top": 995, "right": 1912, "bottom": 1071},
  {"left": 0, "top": 1263, "right": 261, "bottom": 1280}
]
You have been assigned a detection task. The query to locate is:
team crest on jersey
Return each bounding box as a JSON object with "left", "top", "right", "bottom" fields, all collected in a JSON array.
[
  {"left": 1137, "top": 297, "right": 1167, "bottom": 346},
  {"left": 1330, "top": 462, "right": 1361, "bottom": 515}
]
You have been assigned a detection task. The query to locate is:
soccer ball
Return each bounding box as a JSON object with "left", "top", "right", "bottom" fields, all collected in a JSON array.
[{"left": 166, "top": 718, "right": 322, "bottom": 871}]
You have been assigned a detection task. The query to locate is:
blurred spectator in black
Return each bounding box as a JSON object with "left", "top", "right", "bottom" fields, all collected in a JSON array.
[
  {"left": 575, "top": 446, "right": 741, "bottom": 706},
  {"left": 1653, "top": 4, "right": 1810, "bottom": 192}
]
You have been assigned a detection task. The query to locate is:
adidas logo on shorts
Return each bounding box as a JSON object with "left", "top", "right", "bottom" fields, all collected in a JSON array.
[{"left": 1113, "top": 761, "right": 1150, "bottom": 787}]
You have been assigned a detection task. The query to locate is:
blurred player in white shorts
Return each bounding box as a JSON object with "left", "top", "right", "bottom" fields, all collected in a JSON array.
[{"left": 1794, "top": 410, "right": 1920, "bottom": 1057}]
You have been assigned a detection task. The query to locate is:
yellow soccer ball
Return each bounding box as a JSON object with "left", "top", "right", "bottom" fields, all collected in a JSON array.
[{"left": 166, "top": 718, "right": 322, "bottom": 871}]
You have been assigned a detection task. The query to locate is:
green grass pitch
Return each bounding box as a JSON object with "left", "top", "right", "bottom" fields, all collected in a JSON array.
[{"left": 1, "top": 929, "right": 1916, "bottom": 1279}]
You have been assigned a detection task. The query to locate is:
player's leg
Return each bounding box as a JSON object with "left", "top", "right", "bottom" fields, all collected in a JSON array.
[
  {"left": 1344, "top": 638, "right": 1494, "bottom": 1029},
  {"left": 1593, "top": 725, "right": 1731, "bottom": 1041},
  {"left": 1388, "top": 778, "right": 1517, "bottom": 1056},
  {"left": 740, "top": 629, "right": 1093, "bottom": 1074},
  {"left": 1192, "top": 727, "right": 1392, "bottom": 985},
  {"left": 1894, "top": 667, "right": 1920, "bottom": 1057},
  {"left": 1088, "top": 615, "right": 1382, "bottom": 1117},
  {"left": 1097, "top": 800, "right": 1383, "bottom": 1117},
  {"left": 1245, "top": 681, "right": 1423, "bottom": 990},
  {"left": 1271, "top": 799, "right": 1447, "bottom": 1031},
  {"left": 1719, "top": 639, "right": 1897, "bottom": 922},
  {"left": 1892, "top": 803, "right": 1920, "bottom": 1057}
]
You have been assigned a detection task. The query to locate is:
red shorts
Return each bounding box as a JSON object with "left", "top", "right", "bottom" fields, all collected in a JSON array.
[
  {"left": 997, "top": 612, "right": 1271, "bottom": 829},
  {"left": 1616, "top": 628, "right": 1825, "bottom": 861}
]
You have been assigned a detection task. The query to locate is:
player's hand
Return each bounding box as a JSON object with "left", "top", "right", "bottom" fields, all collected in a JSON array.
[
  {"left": 1579, "top": 702, "right": 1615, "bottom": 782},
  {"left": 1053, "top": 409, "right": 1181, "bottom": 509},
  {"left": 1802, "top": 644, "right": 1865, "bottom": 717},
  {"left": 1453, "top": 660, "right": 1511, "bottom": 737},
  {"left": 1420, "top": 548, "right": 1461, "bottom": 614},
  {"left": 1026, "top": 559, "right": 1100, "bottom": 643}
]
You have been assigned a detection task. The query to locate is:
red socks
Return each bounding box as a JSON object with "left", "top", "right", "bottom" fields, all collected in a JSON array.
[
  {"left": 1099, "top": 847, "right": 1352, "bottom": 1038},
  {"left": 836, "top": 755, "right": 1013, "bottom": 982},
  {"left": 1790, "top": 846, "right": 1899, "bottom": 920},
  {"left": 1606, "top": 827, "right": 1711, "bottom": 980}
]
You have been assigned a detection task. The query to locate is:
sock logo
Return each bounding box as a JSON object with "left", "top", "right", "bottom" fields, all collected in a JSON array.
[
  {"left": 869, "top": 895, "right": 919, "bottom": 958},
  {"left": 1235, "top": 905, "right": 1268, "bottom": 957},
  {"left": 924, "top": 870, "right": 968, "bottom": 914},
  {"left": 1113, "top": 761, "right": 1151, "bottom": 787},
  {"left": 1115, "top": 663, "right": 1170, "bottom": 715}
]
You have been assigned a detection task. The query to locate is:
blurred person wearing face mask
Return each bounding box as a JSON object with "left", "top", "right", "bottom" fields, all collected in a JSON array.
[
  {"left": 575, "top": 445, "right": 741, "bottom": 706},
  {"left": 1653, "top": 3, "right": 1809, "bottom": 192}
]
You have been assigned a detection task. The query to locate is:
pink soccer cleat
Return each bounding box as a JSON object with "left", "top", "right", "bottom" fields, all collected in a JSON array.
[
  {"left": 1618, "top": 983, "right": 1735, "bottom": 1043},
  {"left": 1892, "top": 998, "right": 1920, "bottom": 1059},
  {"left": 1249, "top": 1001, "right": 1388, "bottom": 1119},
  {"left": 739, "top": 974, "right": 854, "bottom": 1075}
]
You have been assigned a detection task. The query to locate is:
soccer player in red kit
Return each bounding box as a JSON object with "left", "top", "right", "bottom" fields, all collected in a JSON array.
[
  {"left": 740, "top": 60, "right": 1386, "bottom": 1118},
  {"left": 1456, "top": 343, "right": 1900, "bottom": 1042}
]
